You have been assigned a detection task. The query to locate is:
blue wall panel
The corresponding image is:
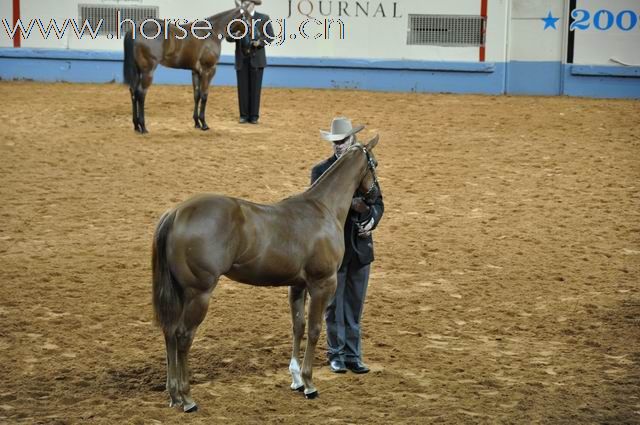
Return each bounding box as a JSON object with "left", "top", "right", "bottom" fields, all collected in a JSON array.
[
  {"left": 506, "top": 61, "right": 563, "bottom": 96},
  {"left": 563, "top": 66, "right": 640, "bottom": 99},
  {"left": 0, "top": 48, "right": 638, "bottom": 99}
]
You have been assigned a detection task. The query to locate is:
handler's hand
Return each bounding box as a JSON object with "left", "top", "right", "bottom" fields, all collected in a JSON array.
[
  {"left": 351, "top": 197, "right": 370, "bottom": 214},
  {"left": 357, "top": 217, "right": 375, "bottom": 238},
  {"left": 251, "top": 40, "right": 261, "bottom": 47}
]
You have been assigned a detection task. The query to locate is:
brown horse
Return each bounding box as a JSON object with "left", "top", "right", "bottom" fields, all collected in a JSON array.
[
  {"left": 151, "top": 136, "right": 381, "bottom": 412},
  {"left": 123, "top": 1, "right": 260, "bottom": 133}
]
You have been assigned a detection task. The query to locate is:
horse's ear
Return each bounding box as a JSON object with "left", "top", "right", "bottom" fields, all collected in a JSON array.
[
  {"left": 235, "top": 0, "right": 241, "bottom": 7},
  {"left": 365, "top": 134, "right": 379, "bottom": 150}
]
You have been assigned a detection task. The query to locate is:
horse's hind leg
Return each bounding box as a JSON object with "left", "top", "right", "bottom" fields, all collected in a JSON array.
[
  {"left": 301, "top": 276, "right": 337, "bottom": 399},
  {"left": 175, "top": 285, "right": 215, "bottom": 413},
  {"left": 130, "top": 87, "right": 141, "bottom": 132},
  {"left": 191, "top": 71, "right": 201, "bottom": 128},
  {"left": 136, "top": 70, "right": 154, "bottom": 134},
  {"left": 288, "top": 286, "right": 307, "bottom": 392},
  {"left": 163, "top": 330, "right": 182, "bottom": 407}
]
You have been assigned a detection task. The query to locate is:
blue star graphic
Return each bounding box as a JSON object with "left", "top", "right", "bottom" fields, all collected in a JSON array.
[{"left": 542, "top": 11, "right": 560, "bottom": 30}]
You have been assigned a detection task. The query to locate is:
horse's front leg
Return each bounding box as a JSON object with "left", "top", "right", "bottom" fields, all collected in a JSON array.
[
  {"left": 301, "top": 276, "right": 337, "bottom": 399},
  {"left": 288, "top": 286, "right": 307, "bottom": 392},
  {"left": 198, "top": 66, "right": 217, "bottom": 131}
]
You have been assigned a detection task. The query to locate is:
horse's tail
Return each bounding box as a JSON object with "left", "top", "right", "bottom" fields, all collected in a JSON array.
[
  {"left": 123, "top": 30, "right": 137, "bottom": 88},
  {"left": 152, "top": 210, "right": 183, "bottom": 331}
]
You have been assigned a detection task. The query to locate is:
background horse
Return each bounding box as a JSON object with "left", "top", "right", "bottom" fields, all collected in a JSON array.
[
  {"left": 123, "top": 0, "right": 260, "bottom": 133},
  {"left": 151, "top": 136, "right": 380, "bottom": 412}
]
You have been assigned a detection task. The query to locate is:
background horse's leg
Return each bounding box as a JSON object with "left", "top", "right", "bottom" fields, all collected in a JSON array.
[
  {"left": 175, "top": 284, "right": 216, "bottom": 413},
  {"left": 136, "top": 69, "right": 155, "bottom": 134},
  {"left": 301, "top": 277, "right": 337, "bottom": 399},
  {"left": 288, "top": 286, "right": 307, "bottom": 392},
  {"left": 130, "top": 88, "right": 140, "bottom": 132},
  {"left": 197, "top": 66, "right": 216, "bottom": 131},
  {"left": 191, "top": 71, "right": 201, "bottom": 128},
  {"left": 163, "top": 331, "right": 182, "bottom": 407}
]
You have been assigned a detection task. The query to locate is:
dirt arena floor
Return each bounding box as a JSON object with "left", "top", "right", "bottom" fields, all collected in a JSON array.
[{"left": 0, "top": 81, "right": 639, "bottom": 424}]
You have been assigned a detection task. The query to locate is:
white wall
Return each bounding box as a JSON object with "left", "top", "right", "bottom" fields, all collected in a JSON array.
[
  {"left": 2, "top": 0, "right": 637, "bottom": 67},
  {"left": 486, "top": 0, "right": 509, "bottom": 63},
  {"left": 508, "top": 0, "right": 565, "bottom": 62},
  {"left": 573, "top": 0, "right": 640, "bottom": 66},
  {"left": 0, "top": 0, "right": 16, "bottom": 47},
  {"left": 0, "top": 0, "right": 507, "bottom": 62}
]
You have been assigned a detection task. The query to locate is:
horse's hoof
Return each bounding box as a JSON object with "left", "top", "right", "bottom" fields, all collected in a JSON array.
[
  {"left": 184, "top": 403, "right": 198, "bottom": 413},
  {"left": 201, "top": 125, "right": 210, "bottom": 131},
  {"left": 291, "top": 385, "right": 304, "bottom": 392},
  {"left": 304, "top": 390, "right": 319, "bottom": 400}
]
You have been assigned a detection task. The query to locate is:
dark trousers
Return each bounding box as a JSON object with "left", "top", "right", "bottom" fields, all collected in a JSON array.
[
  {"left": 325, "top": 259, "right": 370, "bottom": 362},
  {"left": 236, "top": 58, "right": 264, "bottom": 121}
]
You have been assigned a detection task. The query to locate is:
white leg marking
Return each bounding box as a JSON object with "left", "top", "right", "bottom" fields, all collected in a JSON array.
[{"left": 289, "top": 358, "right": 304, "bottom": 390}]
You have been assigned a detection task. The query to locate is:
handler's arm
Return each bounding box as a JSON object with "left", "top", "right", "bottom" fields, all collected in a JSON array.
[
  {"left": 310, "top": 167, "right": 322, "bottom": 185},
  {"left": 368, "top": 193, "right": 384, "bottom": 231},
  {"left": 258, "top": 19, "right": 275, "bottom": 47}
]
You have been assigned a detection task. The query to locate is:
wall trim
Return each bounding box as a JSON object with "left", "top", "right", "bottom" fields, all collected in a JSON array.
[
  {"left": 570, "top": 65, "right": 640, "bottom": 78},
  {"left": 1, "top": 48, "right": 639, "bottom": 99},
  {"left": 0, "top": 48, "right": 496, "bottom": 73}
]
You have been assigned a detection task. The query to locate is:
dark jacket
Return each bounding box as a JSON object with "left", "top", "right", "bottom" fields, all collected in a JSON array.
[
  {"left": 234, "top": 12, "right": 274, "bottom": 70},
  {"left": 311, "top": 155, "right": 384, "bottom": 266}
]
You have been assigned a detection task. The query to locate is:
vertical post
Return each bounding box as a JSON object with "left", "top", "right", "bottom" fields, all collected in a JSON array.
[
  {"left": 480, "top": 0, "right": 488, "bottom": 62},
  {"left": 566, "top": 0, "right": 576, "bottom": 64},
  {"left": 13, "top": 0, "right": 21, "bottom": 47}
]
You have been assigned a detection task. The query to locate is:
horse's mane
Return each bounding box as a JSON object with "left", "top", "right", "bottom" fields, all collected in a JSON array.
[
  {"left": 305, "top": 144, "right": 364, "bottom": 193},
  {"left": 206, "top": 7, "right": 240, "bottom": 27}
]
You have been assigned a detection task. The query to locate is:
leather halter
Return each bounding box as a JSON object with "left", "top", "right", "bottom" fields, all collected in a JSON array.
[{"left": 360, "top": 146, "right": 379, "bottom": 202}]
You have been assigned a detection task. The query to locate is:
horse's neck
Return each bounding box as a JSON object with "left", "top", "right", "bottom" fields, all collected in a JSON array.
[
  {"left": 207, "top": 8, "right": 239, "bottom": 34},
  {"left": 306, "top": 150, "right": 365, "bottom": 225}
]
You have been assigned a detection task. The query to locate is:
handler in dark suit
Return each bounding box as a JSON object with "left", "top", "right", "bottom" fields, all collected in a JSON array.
[
  {"left": 233, "top": 2, "right": 274, "bottom": 124},
  {"left": 310, "top": 117, "right": 384, "bottom": 374}
]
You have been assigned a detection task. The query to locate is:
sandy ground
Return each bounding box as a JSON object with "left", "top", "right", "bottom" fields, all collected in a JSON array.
[{"left": 0, "top": 81, "right": 639, "bottom": 424}]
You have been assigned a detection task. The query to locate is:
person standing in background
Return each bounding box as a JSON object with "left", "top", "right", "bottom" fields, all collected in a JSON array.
[{"left": 232, "top": 0, "right": 274, "bottom": 124}]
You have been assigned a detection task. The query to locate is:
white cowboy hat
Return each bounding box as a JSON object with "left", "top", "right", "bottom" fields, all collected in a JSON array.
[
  {"left": 236, "top": 0, "right": 262, "bottom": 6},
  {"left": 320, "top": 117, "right": 365, "bottom": 142}
]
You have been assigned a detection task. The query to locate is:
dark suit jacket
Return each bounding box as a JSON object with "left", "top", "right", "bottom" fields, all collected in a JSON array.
[
  {"left": 234, "top": 12, "right": 274, "bottom": 70},
  {"left": 311, "top": 155, "right": 384, "bottom": 267}
]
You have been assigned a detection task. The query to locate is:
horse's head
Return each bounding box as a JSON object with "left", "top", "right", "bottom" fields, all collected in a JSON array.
[
  {"left": 234, "top": 0, "right": 260, "bottom": 20},
  {"left": 226, "top": 0, "right": 260, "bottom": 38},
  {"left": 355, "top": 135, "right": 381, "bottom": 203}
]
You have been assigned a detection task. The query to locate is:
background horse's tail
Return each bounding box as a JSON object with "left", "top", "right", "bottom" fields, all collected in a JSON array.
[
  {"left": 152, "top": 210, "right": 183, "bottom": 331},
  {"left": 123, "top": 31, "right": 137, "bottom": 88}
]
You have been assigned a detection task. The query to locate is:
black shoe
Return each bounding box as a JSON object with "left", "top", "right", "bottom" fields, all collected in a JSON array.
[
  {"left": 249, "top": 118, "right": 259, "bottom": 124},
  {"left": 345, "top": 360, "right": 369, "bottom": 374},
  {"left": 329, "top": 359, "right": 347, "bottom": 374},
  {"left": 239, "top": 117, "right": 249, "bottom": 124}
]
